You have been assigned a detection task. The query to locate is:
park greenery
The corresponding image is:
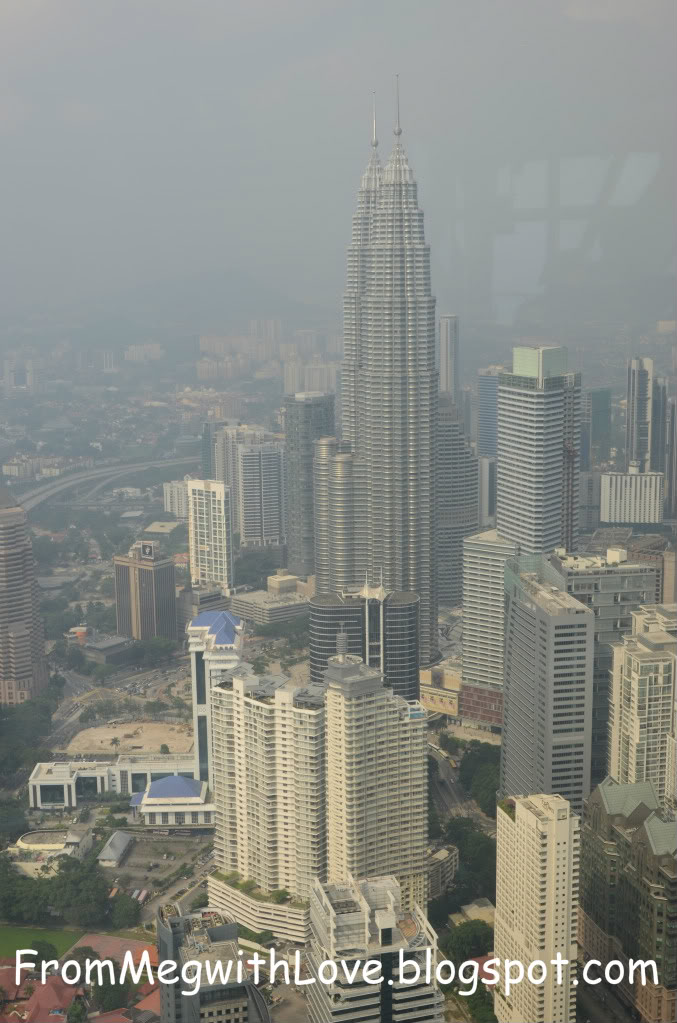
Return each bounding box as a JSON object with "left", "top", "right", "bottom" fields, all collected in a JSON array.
[
  {"left": 458, "top": 741, "right": 501, "bottom": 819},
  {"left": 427, "top": 817, "right": 496, "bottom": 928},
  {"left": 0, "top": 674, "right": 64, "bottom": 784}
]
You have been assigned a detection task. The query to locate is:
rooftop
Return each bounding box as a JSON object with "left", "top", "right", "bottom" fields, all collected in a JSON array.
[
  {"left": 597, "top": 776, "right": 660, "bottom": 818},
  {"left": 189, "top": 609, "right": 242, "bottom": 646},
  {"left": 98, "top": 830, "right": 134, "bottom": 861},
  {"left": 231, "top": 589, "right": 308, "bottom": 607},
  {"left": 519, "top": 572, "right": 594, "bottom": 616},
  {"left": 644, "top": 815, "right": 677, "bottom": 858}
]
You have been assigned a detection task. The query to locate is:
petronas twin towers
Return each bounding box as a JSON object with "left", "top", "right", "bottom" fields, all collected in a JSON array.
[{"left": 317, "top": 94, "right": 438, "bottom": 664}]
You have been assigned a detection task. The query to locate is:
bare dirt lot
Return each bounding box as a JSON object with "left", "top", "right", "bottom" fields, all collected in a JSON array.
[{"left": 66, "top": 721, "right": 194, "bottom": 755}]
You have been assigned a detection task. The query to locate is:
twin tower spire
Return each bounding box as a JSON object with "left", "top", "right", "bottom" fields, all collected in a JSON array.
[{"left": 370, "top": 74, "right": 402, "bottom": 150}]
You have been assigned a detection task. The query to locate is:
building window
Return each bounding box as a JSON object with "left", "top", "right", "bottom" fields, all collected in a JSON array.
[
  {"left": 191, "top": 812, "right": 199, "bottom": 824},
  {"left": 175, "top": 813, "right": 185, "bottom": 825},
  {"left": 148, "top": 813, "right": 156, "bottom": 824},
  {"left": 161, "top": 813, "right": 169, "bottom": 825},
  {"left": 203, "top": 812, "right": 211, "bottom": 824}
]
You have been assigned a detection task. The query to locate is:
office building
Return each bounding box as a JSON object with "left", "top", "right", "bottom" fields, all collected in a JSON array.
[
  {"left": 581, "top": 387, "right": 612, "bottom": 469},
  {"left": 494, "top": 794, "right": 579, "bottom": 1023},
  {"left": 496, "top": 345, "right": 581, "bottom": 554},
  {"left": 476, "top": 365, "right": 503, "bottom": 457},
  {"left": 437, "top": 394, "right": 479, "bottom": 606},
  {"left": 462, "top": 530, "right": 519, "bottom": 690},
  {"left": 200, "top": 419, "right": 227, "bottom": 479},
  {"left": 176, "top": 583, "right": 230, "bottom": 639},
  {"left": 307, "top": 876, "right": 445, "bottom": 1023},
  {"left": 478, "top": 455, "right": 497, "bottom": 527},
  {"left": 29, "top": 752, "right": 198, "bottom": 808},
  {"left": 309, "top": 585, "right": 419, "bottom": 700},
  {"left": 501, "top": 559, "right": 593, "bottom": 811},
  {"left": 283, "top": 392, "right": 334, "bottom": 578},
  {"left": 163, "top": 478, "right": 190, "bottom": 520},
  {"left": 213, "top": 424, "right": 268, "bottom": 534},
  {"left": 609, "top": 603, "right": 676, "bottom": 807},
  {"left": 600, "top": 465, "right": 664, "bottom": 524},
  {"left": 541, "top": 548, "right": 657, "bottom": 788},
  {"left": 0, "top": 489, "right": 48, "bottom": 705},
  {"left": 579, "top": 777, "right": 676, "bottom": 1023},
  {"left": 325, "top": 650, "right": 428, "bottom": 909},
  {"left": 187, "top": 610, "right": 243, "bottom": 788},
  {"left": 312, "top": 437, "right": 365, "bottom": 595},
  {"left": 114, "top": 540, "right": 177, "bottom": 642},
  {"left": 625, "top": 356, "right": 668, "bottom": 473},
  {"left": 208, "top": 666, "right": 326, "bottom": 943},
  {"left": 666, "top": 396, "right": 677, "bottom": 518},
  {"left": 235, "top": 441, "right": 285, "bottom": 548},
  {"left": 186, "top": 479, "right": 234, "bottom": 592},
  {"left": 338, "top": 111, "right": 438, "bottom": 664},
  {"left": 439, "top": 313, "right": 460, "bottom": 403},
  {"left": 157, "top": 905, "right": 271, "bottom": 1023}
]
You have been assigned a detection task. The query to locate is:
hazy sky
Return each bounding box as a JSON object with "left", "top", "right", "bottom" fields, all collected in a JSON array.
[{"left": 1, "top": 0, "right": 674, "bottom": 332}]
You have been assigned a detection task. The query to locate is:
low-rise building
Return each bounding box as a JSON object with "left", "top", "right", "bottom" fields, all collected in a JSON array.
[
  {"left": 130, "top": 775, "right": 214, "bottom": 828},
  {"left": 98, "top": 830, "right": 134, "bottom": 868},
  {"left": 229, "top": 588, "right": 309, "bottom": 626},
  {"left": 426, "top": 846, "right": 459, "bottom": 900},
  {"left": 28, "top": 753, "right": 198, "bottom": 809}
]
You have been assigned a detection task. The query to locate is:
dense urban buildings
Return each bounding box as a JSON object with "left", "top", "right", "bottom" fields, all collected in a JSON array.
[
  {"left": 213, "top": 423, "right": 268, "bottom": 535},
  {"left": 609, "top": 603, "right": 676, "bottom": 808},
  {"left": 437, "top": 394, "right": 479, "bottom": 606},
  {"left": 186, "top": 479, "right": 234, "bottom": 592},
  {"left": 496, "top": 344, "right": 581, "bottom": 554},
  {"left": 579, "top": 777, "right": 677, "bottom": 1023},
  {"left": 283, "top": 391, "right": 334, "bottom": 578},
  {"left": 438, "top": 313, "right": 460, "bottom": 403},
  {"left": 0, "top": 489, "right": 48, "bottom": 705},
  {"left": 494, "top": 794, "right": 579, "bottom": 1023},
  {"left": 113, "top": 539, "right": 177, "bottom": 641},
  {"left": 462, "top": 529, "right": 519, "bottom": 690},
  {"left": 600, "top": 465, "right": 664, "bottom": 524},
  {"left": 306, "top": 876, "right": 445, "bottom": 1023},
  {"left": 234, "top": 441, "right": 286, "bottom": 548},
  {"left": 309, "top": 585, "right": 419, "bottom": 699},
  {"left": 501, "top": 558, "right": 593, "bottom": 811},
  {"left": 338, "top": 114, "right": 438, "bottom": 663},
  {"left": 325, "top": 649, "right": 428, "bottom": 909}
]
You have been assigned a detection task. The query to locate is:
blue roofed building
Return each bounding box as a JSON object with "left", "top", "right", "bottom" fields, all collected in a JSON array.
[
  {"left": 187, "top": 610, "right": 243, "bottom": 789},
  {"left": 129, "top": 774, "right": 215, "bottom": 829}
]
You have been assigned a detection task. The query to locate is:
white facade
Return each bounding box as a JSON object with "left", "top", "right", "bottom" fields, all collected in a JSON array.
[
  {"left": 213, "top": 424, "right": 267, "bottom": 534},
  {"left": 494, "top": 794, "right": 579, "bottom": 1023},
  {"left": 496, "top": 345, "right": 581, "bottom": 554},
  {"left": 325, "top": 653, "right": 428, "bottom": 910},
  {"left": 501, "top": 563, "right": 594, "bottom": 812},
  {"left": 186, "top": 479, "right": 234, "bottom": 592},
  {"left": 28, "top": 754, "right": 197, "bottom": 809},
  {"left": 439, "top": 314, "right": 459, "bottom": 403},
  {"left": 609, "top": 603, "right": 676, "bottom": 808},
  {"left": 600, "top": 466, "right": 664, "bottom": 524},
  {"left": 236, "top": 441, "right": 286, "bottom": 547},
  {"left": 462, "top": 530, "right": 519, "bottom": 688},
  {"left": 162, "top": 479, "right": 189, "bottom": 520}
]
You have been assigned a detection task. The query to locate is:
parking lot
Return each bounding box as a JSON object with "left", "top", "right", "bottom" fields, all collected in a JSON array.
[{"left": 99, "top": 833, "right": 213, "bottom": 894}]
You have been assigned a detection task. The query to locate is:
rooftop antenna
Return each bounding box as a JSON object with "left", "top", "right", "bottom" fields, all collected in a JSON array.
[
  {"left": 394, "top": 73, "right": 402, "bottom": 136},
  {"left": 372, "top": 91, "right": 378, "bottom": 148}
]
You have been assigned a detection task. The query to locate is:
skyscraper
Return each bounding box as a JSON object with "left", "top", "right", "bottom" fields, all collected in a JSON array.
[
  {"left": 113, "top": 540, "right": 177, "bottom": 642},
  {"left": 501, "top": 557, "right": 593, "bottom": 811},
  {"left": 325, "top": 649, "right": 428, "bottom": 909},
  {"left": 213, "top": 423, "right": 267, "bottom": 534},
  {"left": 0, "top": 488, "right": 48, "bottom": 705},
  {"left": 496, "top": 345, "right": 581, "bottom": 554},
  {"left": 235, "top": 442, "right": 286, "bottom": 548},
  {"left": 476, "top": 365, "right": 503, "bottom": 457},
  {"left": 439, "top": 313, "right": 460, "bottom": 402},
  {"left": 309, "top": 585, "right": 419, "bottom": 699},
  {"left": 462, "top": 529, "right": 519, "bottom": 690},
  {"left": 666, "top": 396, "right": 677, "bottom": 518},
  {"left": 650, "top": 374, "right": 669, "bottom": 473},
  {"left": 283, "top": 392, "right": 334, "bottom": 578},
  {"left": 581, "top": 387, "right": 612, "bottom": 469},
  {"left": 437, "top": 394, "right": 478, "bottom": 606},
  {"left": 312, "top": 437, "right": 365, "bottom": 596},
  {"left": 200, "top": 418, "right": 227, "bottom": 479},
  {"left": 625, "top": 356, "right": 667, "bottom": 473},
  {"left": 338, "top": 98, "right": 438, "bottom": 663},
  {"left": 494, "top": 794, "right": 579, "bottom": 1023},
  {"left": 186, "top": 480, "right": 234, "bottom": 592}
]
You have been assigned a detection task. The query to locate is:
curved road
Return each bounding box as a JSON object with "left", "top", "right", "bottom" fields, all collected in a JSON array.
[{"left": 19, "top": 456, "right": 199, "bottom": 511}]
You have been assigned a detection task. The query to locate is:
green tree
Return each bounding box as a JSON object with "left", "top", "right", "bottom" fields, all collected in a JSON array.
[
  {"left": 110, "top": 737, "right": 120, "bottom": 749},
  {"left": 110, "top": 893, "right": 141, "bottom": 929},
  {"left": 67, "top": 1000, "right": 88, "bottom": 1023},
  {"left": 440, "top": 920, "right": 493, "bottom": 962},
  {"left": 251, "top": 656, "right": 268, "bottom": 675},
  {"left": 190, "top": 892, "right": 209, "bottom": 911},
  {"left": 0, "top": 798, "right": 28, "bottom": 841},
  {"left": 32, "top": 940, "right": 59, "bottom": 969},
  {"left": 160, "top": 744, "right": 169, "bottom": 754}
]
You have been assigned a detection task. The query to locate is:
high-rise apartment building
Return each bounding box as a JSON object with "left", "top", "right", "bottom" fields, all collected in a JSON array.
[
  {"left": 309, "top": 585, "right": 419, "bottom": 700},
  {"left": 581, "top": 387, "right": 612, "bottom": 469},
  {"left": 439, "top": 314, "right": 460, "bottom": 403},
  {"left": 208, "top": 666, "right": 327, "bottom": 943},
  {"left": 235, "top": 442, "right": 285, "bottom": 548},
  {"left": 462, "top": 529, "right": 519, "bottom": 690},
  {"left": 540, "top": 548, "right": 657, "bottom": 789},
  {"left": 200, "top": 418, "right": 227, "bottom": 479},
  {"left": 283, "top": 392, "right": 334, "bottom": 578},
  {"left": 163, "top": 478, "right": 190, "bottom": 520},
  {"left": 307, "top": 876, "right": 445, "bottom": 1023},
  {"left": 213, "top": 424, "right": 268, "bottom": 534},
  {"left": 609, "top": 603, "right": 676, "bottom": 807},
  {"left": 579, "top": 777, "right": 676, "bottom": 1023},
  {"left": 187, "top": 610, "right": 243, "bottom": 787},
  {"left": 325, "top": 651, "right": 428, "bottom": 909},
  {"left": 600, "top": 465, "right": 664, "bottom": 524},
  {"left": 338, "top": 113, "right": 438, "bottom": 664},
  {"left": 0, "top": 489, "right": 48, "bottom": 705},
  {"left": 496, "top": 345, "right": 581, "bottom": 554},
  {"left": 501, "top": 559, "right": 593, "bottom": 811},
  {"left": 625, "top": 356, "right": 668, "bottom": 473},
  {"left": 476, "top": 365, "right": 503, "bottom": 457},
  {"left": 186, "top": 480, "right": 233, "bottom": 593},
  {"left": 494, "top": 794, "right": 579, "bottom": 1023},
  {"left": 113, "top": 540, "right": 177, "bottom": 642},
  {"left": 437, "top": 394, "right": 478, "bottom": 606}
]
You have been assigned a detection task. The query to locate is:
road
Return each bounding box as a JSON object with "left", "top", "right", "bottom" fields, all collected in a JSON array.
[
  {"left": 430, "top": 747, "right": 497, "bottom": 838},
  {"left": 19, "top": 456, "right": 199, "bottom": 511}
]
